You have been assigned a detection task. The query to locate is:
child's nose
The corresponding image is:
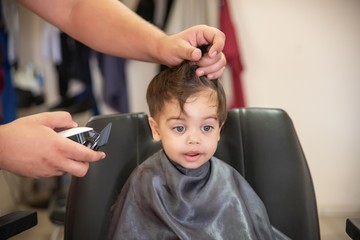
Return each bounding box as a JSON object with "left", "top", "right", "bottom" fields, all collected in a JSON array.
[{"left": 186, "top": 132, "right": 200, "bottom": 145}]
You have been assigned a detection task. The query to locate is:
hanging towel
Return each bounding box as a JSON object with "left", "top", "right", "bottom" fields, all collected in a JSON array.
[{"left": 220, "top": 0, "right": 246, "bottom": 108}]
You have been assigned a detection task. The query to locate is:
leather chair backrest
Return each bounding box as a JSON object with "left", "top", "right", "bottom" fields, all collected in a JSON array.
[{"left": 65, "top": 108, "right": 320, "bottom": 240}]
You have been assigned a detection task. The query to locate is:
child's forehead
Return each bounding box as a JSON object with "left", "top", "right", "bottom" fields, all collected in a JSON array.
[
  {"left": 165, "top": 88, "right": 216, "bottom": 105},
  {"left": 169, "top": 87, "right": 216, "bottom": 101},
  {"left": 161, "top": 91, "right": 218, "bottom": 116}
]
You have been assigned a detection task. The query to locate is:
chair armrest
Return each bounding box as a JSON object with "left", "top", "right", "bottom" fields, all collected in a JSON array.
[
  {"left": 0, "top": 211, "right": 37, "bottom": 240},
  {"left": 346, "top": 218, "right": 360, "bottom": 240}
]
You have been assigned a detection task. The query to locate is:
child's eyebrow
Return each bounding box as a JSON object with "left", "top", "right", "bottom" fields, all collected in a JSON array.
[
  {"left": 203, "top": 116, "right": 219, "bottom": 122},
  {"left": 166, "top": 116, "right": 184, "bottom": 122},
  {"left": 166, "top": 115, "right": 218, "bottom": 123}
]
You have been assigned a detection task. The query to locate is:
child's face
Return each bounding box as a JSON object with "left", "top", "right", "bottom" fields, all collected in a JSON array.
[{"left": 149, "top": 89, "right": 222, "bottom": 169}]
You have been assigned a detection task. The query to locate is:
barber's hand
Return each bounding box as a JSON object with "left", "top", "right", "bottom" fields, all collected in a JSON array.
[
  {"left": 0, "top": 112, "right": 106, "bottom": 178},
  {"left": 160, "top": 25, "right": 226, "bottom": 79}
]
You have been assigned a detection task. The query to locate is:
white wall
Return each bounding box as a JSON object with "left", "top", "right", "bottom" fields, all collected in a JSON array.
[
  {"left": 12, "top": 0, "right": 360, "bottom": 216},
  {"left": 227, "top": 0, "right": 360, "bottom": 215}
]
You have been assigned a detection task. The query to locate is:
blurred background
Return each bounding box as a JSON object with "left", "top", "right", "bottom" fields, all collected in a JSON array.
[{"left": 1, "top": 0, "right": 359, "bottom": 239}]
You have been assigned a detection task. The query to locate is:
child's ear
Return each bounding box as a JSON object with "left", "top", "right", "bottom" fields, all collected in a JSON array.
[{"left": 148, "top": 117, "right": 161, "bottom": 141}]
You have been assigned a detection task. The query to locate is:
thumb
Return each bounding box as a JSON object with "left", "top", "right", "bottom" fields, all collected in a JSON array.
[
  {"left": 178, "top": 40, "right": 202, "bottom": 62},
  {"left": 190, "top": 48, "right": 202, "bottom": 62}
]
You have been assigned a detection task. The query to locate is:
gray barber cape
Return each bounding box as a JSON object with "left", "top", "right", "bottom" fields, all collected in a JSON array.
[{"left": 108, "top": 150, "right": 290, "bottom": 240}]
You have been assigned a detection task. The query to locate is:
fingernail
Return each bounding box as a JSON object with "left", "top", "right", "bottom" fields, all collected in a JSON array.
[
  {"left": 197, "top": 70, "right": 205, "bottom": 76},
  {"left": 101, "top": 152, "right": 106, "bottom": 159},
  {"left": 211, "top": 51, "right": 218, "bottom": 57}
]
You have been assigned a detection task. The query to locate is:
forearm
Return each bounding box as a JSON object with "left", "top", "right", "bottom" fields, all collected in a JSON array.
[
  {"left": 17, "top": 0, "right": 166, "bottom": 63},
  {"left": 18, "top": 0, "right": 227, "bottom": 78}
]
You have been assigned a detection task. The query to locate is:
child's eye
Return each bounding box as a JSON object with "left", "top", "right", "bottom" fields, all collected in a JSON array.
[
  {"left": 201, "top": 125, "right": 214, "bottom": 132},
  {"left": 173, "top": 126, "right": 185, "bottom": 133}
]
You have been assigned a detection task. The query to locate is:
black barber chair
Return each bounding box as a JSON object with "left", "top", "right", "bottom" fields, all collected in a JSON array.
[
  {"left": 346, "top": 218, "right": 360, "bottom": 240},
  {"left": 64, "top": 108, "right": 321, "bottom": 240}
]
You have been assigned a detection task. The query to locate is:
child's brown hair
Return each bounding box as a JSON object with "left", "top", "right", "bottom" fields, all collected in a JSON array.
[{"left": 146, "top": 61, "right": 227, "bottom": 126}]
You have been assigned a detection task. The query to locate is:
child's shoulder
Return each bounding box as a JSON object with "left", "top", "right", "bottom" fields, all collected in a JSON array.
[
  {"left": 129, "top": 150, "right": 163, "bottom": 178},
  {"left": 211, "top": 156, "right": 237, "bottom": 171},
  {"left": 211, "top": 156, "right": 245, "bottom": 179}
]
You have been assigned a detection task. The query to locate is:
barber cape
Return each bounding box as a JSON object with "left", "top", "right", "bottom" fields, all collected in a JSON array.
[{"left": 108, "top": 150, "right": 290, "bottom": 240}]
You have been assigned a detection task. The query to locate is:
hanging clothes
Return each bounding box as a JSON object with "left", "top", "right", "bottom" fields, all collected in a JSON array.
[
  {"left": 45, "top": 31, "right": 99, "bottom": 115},
  {"left": 0, "top": 48, "right": 3, "bottom": 123},
  {"left": 122, "top": 0, "right": 173, "bottom": 29},
  {"left": 96, "top": 53, "right": 129, "bottom": 113},
  {"left": 0, "top": 0, "right": 17, "bottom": 123},
  {"left": 1, "top": 0, "right": 18, "bottom": 65},
  {"left": 165, "top": 0, "right": 219, "bottom": 34},
  {"left": 153, "top": 0, "right": 173, "bottom": 29},
  {"left": 0, "top": 30, "right": 16, "bottom": 123},
  {"left": 94, "top": 0, "right": 140, "bottom": 113},
  {"left": 220, "top": 0, "right": 246, "bottom": 108},
  {"left": 42, "top": 22, "right": 62, "bottom": 65}
]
